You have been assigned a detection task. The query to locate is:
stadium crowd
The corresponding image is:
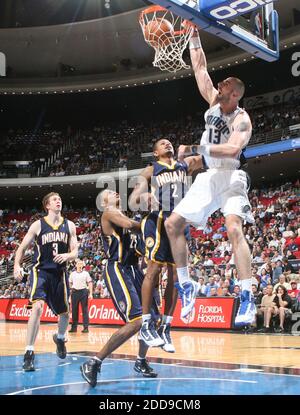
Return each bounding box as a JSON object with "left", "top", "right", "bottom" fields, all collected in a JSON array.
[
  {"left": 0, "top": 179, "right": 299, "bottom": 310},
  {"left": 45, "top": 102, "right": 300, "bottom": 176},
  {"left": 0, "top": 99, "right": 299, "bottom": 178}
]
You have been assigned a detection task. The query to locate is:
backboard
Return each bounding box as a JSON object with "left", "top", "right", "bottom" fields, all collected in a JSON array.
[{"left": 148, "top": 0, "right": 279, "bottom": 61}]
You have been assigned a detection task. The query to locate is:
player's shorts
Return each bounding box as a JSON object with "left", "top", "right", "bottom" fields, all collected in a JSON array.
[
  {"left": 141, "top": 211, "right": 190, "bottom": 265},
  {"left": 29, "top": 267, "right": 70, "bottom": 315},
  {"left": 105, "top": 261, "right": 159, "bottom": 323},
  {"left": 141, "top": 211, "right": 174, "bottom": 265},
  {"left": 174, "top": 169, "right": 254, "bottom": 227}
]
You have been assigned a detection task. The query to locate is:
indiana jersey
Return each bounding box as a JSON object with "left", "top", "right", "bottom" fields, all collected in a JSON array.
[
  {"left": 101, "top": 222, "right": 139, "bottom": 267},
  {"left": 151, "top": 160, "right": 189, "bottom": 213},
  {"left": 201, "top": 103, "right": 250, "bottom": 169},
  {"left": 32, "top": 217, "right": 70, "bottom": 270}
]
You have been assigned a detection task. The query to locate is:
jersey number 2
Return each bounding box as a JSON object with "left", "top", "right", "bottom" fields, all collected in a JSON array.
[{"left": 171, "top": 184, "right": 178, "bottom": 198}]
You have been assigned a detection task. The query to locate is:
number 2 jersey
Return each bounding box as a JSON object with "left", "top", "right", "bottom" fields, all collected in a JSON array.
[
  {"left": 201, "top": 103, "right": 250, "bottom": 170},
  {"left": 151, "top": 160, "right": 189, "bottom": 214},
  {"left": 32, "top": 217, "right": 70, "bottom": 271}
]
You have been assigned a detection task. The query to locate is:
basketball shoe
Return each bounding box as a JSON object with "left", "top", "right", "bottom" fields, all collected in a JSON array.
[
  {"left": 175, "top": 280, "right": 199, "bottom": 319},
  {"left": 80, "top": 358, "right": 101, "bottom": 388},
  {"left": 157, "top": 323, "right": 175, "bottom": 353},
  {"left": 23, "top": 350, "right": 35, "bottom": 372},
  {"left": 235, "top": 290, "right": 256, "bottom": 326},
  {"left": 53, "top": 333, "right": 67, "bottom": 359},
  {"left": 139, "top": 319, "right": 164, "bottom": 347},
  {"left": 134, "top": 358, "right": 158, "bottom": 378}
]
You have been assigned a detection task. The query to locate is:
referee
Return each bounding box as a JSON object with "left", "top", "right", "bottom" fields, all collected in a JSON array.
[{"left": 69, "top": 260, "right": 93, "bottom": 333}]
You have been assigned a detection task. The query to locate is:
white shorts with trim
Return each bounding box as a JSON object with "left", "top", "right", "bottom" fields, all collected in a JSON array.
[{"left": 174, "top": 169, "right": 254, "bottom": 227}]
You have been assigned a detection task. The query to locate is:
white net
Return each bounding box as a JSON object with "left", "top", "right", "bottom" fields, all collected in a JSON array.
[{"left": 139, "top": 6, "right": 194, "bottom": 73}]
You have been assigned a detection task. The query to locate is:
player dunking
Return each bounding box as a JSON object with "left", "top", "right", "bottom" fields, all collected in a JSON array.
[
  {"left": 165, "top": 26, "right": 256, "bottom": 326},
  {"left": 13, "top": 192, "right": 78, "bottom": 371},
  {"left": 129, "top": 138, "right": 202, "bottom": 347},
  {"left": 80, "top": 190, "right": 158, "bottom": 387}
]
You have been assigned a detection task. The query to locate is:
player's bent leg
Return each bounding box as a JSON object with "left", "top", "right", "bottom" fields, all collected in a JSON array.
[
  {"left": 81, "top": 319, "right": 142, "bottom": 387},
  {"left": 225, "top": 215, "right": 256, "bottom": 326},
  {"left": 23, "top": 300, "right": 44, "bottom": 371},
  {"left": 165, "top": 213, "right": 188, "bottom": 268},
  {"left": 140, "top": 261, "right": 164, "bottom": 347},
  {"left": 134, "top": 339, "right": 158, "bottom": 378},
  {"left": 165, "top": 214, "right": 199, "bottom": 319},
  {"left": 142, "top": 261, "right": 161, "bottom": 315},
  {"left": 157, "top": 265, "right": 177, "bottom": 353},
  {"left": 53, "top": 312, "right": 69, "bottom": 359}
]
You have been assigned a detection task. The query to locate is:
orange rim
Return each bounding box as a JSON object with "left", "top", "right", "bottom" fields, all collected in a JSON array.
[
  {"left": 139, "top": 5, "right": 168, "bottom": 17},
  {"left": 139, "top": 5, "right": 188, "bottom": 36}
]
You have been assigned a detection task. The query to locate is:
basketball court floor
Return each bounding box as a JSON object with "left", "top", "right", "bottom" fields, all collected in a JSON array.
[{"left": 1, "top": 322, "right": 300, "bottom": 395}]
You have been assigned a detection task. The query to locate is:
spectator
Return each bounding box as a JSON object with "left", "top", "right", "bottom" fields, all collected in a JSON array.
[
  {"left": 273, "top": 275, "right": 291, "bottom": 293},
  {"left": 232, "top": 285, "right": 241, "bottom": 298},
  {"left": 209, "top": 287, "right": 218, "bottom": 297},
  {"left": 257, "top": 284, "right": 275, "bottom": 331},
  {"left": 204, "top": 276, "right": 218, "bottom": 297},
  {"left": 197, "top": 277, "right": 206, "bottom": 296}
]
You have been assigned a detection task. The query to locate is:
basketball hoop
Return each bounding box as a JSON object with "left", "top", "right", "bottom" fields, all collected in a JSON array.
[{"left": 139, "top": 5, "right": 194, "bottom": 73}]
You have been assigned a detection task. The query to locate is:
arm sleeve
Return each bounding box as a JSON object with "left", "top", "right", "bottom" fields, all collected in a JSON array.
[{"left": 86, "top": 272, "right": 92, "bottom": 283}]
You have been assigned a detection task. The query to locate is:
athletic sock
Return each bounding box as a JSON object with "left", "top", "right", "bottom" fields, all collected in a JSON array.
[
  {"left": 241, "top": 278, "right": 252, "bottom": 294},
  {"left": 177, "top": 266, "right": 190, "bottom": 285},
  {"left": 25, "top": 345, "right": 34, "bottom": 352},
  {"left": 142, "top": 314, "right": 151, "bottom": 323},
  {"left": 162, "top": 315, "right": 173, "bottom": 325},
  {"left": 57, "top": 334, "right": 65, "bottom": 340}
]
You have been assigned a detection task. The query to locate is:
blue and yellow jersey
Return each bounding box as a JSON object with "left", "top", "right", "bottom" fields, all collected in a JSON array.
[
  {"left": 101, "top": 222, "right": 139, "bottom": 267},
  {"left": 32, "top": 217, "right": 70, "bottom": 270},
  {"left": 151, "top": 160, "right": 189, "bottom": 213}
]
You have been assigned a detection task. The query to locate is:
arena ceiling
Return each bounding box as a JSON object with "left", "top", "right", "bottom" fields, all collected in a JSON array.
[{"left": 0, "top": 0, "right": 299, "bottom": 94}]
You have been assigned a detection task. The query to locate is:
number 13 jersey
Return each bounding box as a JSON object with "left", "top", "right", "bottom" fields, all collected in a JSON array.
[{"left": 201, "top": 103, "right": 249, "bottom": 170}]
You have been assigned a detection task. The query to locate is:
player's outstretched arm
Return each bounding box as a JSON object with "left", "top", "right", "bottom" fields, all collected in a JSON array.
[
  {"left": 104, "top": 210, "right": 141, "bottom": 232},
  {"left": 189, "top": 27, "right": 218, "bottom": 107},
  {"left": 14, "top": 220, "right": 40, "bottom": 281},
  {"left": 183, "top": 154, "right": 203, "bottom": 175}
]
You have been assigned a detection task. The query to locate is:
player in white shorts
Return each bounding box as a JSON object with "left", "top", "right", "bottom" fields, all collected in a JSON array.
[{"left": 165, "top": 25, "right": 256, "bottom": 326}]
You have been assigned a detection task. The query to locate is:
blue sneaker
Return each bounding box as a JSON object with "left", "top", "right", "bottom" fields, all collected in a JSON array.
[
  {"left": 235, "top": 290, "right": 256, "bottom": 326},
  {"left": 175, "top": 280, "right": 199, "bottom": 319},
  {"left": 139, "top": 319, "right": 165, "bottom": 347}
]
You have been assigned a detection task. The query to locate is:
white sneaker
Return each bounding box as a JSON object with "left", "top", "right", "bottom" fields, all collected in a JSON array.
[
  {"left": 175, "top": 280, "right": 199, "bottom": 319},
  {"left": 235, "top": 290, "right": 256, "bottom": 326},
  {"left": 158, "top": 323, "right": 175, "bottom": 353}
]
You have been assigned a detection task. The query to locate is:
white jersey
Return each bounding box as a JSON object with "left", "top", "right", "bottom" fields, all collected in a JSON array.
[{"left": 201, "top": 103, "right": 249, "bottom": 169}]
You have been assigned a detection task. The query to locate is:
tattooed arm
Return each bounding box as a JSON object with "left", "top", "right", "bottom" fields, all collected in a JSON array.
[{"left": 178, "top": 113, "right": 252, "bottom": 159}]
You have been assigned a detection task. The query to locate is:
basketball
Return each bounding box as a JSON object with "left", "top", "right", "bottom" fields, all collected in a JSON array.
[{"left": 144, "top": 18, "right": 174, "bottom": 48}]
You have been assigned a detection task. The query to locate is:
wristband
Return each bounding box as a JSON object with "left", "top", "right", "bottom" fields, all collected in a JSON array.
[
  {"left": 189, "top": 36, "right": 202, "bottom": 50},
  {"left": 191, "top": 145, "right": 211, "bottom": 157}
]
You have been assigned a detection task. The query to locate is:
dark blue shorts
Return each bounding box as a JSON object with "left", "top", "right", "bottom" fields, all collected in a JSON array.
[
  {"left": 141, "top": 211, "right": 190, "bottom": 265},
  {"left": 29, "top": 267, "right": 70, "bottom": 315},
  {"left": 105, "top": 261, "right": 159, "bottom": 323}
]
